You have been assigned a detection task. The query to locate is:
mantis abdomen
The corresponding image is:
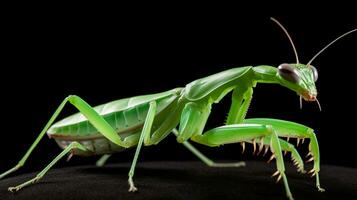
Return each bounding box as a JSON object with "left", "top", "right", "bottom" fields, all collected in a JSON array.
[{"left": 47, "top": 88, "right": 182, "bottom": 155}]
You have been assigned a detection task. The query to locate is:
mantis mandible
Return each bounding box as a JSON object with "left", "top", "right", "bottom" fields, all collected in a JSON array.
[{"left": 1, "top": 18, "right": 356, "bottom": 200}]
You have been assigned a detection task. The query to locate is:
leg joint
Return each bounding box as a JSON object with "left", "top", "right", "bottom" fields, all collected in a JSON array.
[
  {"left": 67, "top": 95, "right": 79, "bottom": 103},
  {"left": 69, "top": 141, "right": 81, "bottom": 147},
  {"left": 128, "top": 170, "right": 134, "bottom": 177},
  {"left": 69, "top": 141, "right": 87, "bottom": 151},
  {"left": 265, "top": 125, "right": 274, "bottom": 133},
  {"left": 307, "top": 128, "right": 316, "bottom": 136}
]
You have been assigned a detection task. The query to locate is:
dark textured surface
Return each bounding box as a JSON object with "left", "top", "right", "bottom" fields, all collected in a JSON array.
[{"left": 0, "top": 161, "right": 356, "bottom": 200}]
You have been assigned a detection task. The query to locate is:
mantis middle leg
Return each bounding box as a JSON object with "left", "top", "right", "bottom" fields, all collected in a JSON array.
[
  {"left": 127, "top": 101, "right": 157, "bottom": 192},
  {"left": 94, "top": 131, "right": 304, "bottom": 171},
  {"left": 95, "top": 130, "right": 248, "bottom": 168},
  {"left": 172, "top": 128, "right": 245, "bottom": 167}
]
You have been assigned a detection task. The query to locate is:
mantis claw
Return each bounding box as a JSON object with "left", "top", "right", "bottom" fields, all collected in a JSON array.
[
  {"left": 317, "top": 186, "right": 325, "bottom": 192},
  {"left": 7, "top": 176, "right": 41, "bottom": 193},
  {"left": 128, "top": 185, "right": 138, "bottom": 192},
  {"left": 8, "top": 186, "right": 20, "bottom": 193},
  {"left": 128, "top": 177, "right": 138, "bottom": 192}
]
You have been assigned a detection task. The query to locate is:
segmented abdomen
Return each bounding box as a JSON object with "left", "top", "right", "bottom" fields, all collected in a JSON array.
[
  {"left": 47, "top": 88, "right": 182, "bottom": 155},
  {"left": 54, "top": 135, "right": 135, "bottom": 156}
]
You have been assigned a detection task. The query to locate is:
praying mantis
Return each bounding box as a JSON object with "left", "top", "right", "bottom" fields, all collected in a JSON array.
[{"left": 1, "top": 18, "right": 356, "bottom": 200}]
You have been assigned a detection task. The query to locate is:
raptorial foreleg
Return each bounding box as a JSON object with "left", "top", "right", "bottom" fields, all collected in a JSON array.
[
  {"left": 244, "top": 118, "right": 324, "bottom": 192},
  {"left": 191, "top": 124, "right": 294, "bottom": 200}
]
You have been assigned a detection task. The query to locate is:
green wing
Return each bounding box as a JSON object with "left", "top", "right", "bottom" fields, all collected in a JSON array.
[
  {"left": 49, "top": 88, "right": 182, "bottom": 130},
  {"left": 184, "top": 67, "right": 252, "bottom": 101}
]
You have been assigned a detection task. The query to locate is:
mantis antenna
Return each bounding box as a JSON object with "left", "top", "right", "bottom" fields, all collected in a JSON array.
[
  {"left": 307, "top": 28, "right": 356, "bottom": 111},
  {"left": 270, "top": 17, "right": 300, "bottom": 64},
  {"left": 307, "top": 28, "right": 357, "bottom": 66}
]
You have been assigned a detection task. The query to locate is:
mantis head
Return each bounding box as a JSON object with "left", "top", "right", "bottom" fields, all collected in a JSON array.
[
  {"left": 271, "top": 17, "right": 356, "bottom": 110},
  {"left": 277, "top": 63, "right": 318, "bottom": 101}
]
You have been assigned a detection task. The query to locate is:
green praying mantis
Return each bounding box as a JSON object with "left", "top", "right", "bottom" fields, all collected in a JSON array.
[{"left": 1, "top": 18, "right": 356, "bottom": 200}]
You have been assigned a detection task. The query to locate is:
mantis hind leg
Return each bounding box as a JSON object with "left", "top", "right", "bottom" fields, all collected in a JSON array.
[
  {"left": 172, "top": 129, "right": 245, "bottom": 167},
  {"left": 244, "top": 118, "right": 324, "bottom": 192},
  {"left": 191, "top": 124, "right": 294, "bottom": 200},
  {"left": 8, "top": 142, "right": 89, "bottom": 192},
  {"left": 1, "top": 95, "right": 131, "bottom": 180},
  {"left": 0, "top": 96, "right": 70, "bottom": 180}
]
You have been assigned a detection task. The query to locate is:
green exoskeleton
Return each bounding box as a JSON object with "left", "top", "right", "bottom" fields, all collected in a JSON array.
[{"left": 1, "top": 18, "right": 355, "bottom": 200}]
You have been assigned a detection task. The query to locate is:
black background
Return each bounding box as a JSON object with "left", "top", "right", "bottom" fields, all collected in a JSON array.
[{"left": 1, "top": 4, "right": 356, "bottom": 177}]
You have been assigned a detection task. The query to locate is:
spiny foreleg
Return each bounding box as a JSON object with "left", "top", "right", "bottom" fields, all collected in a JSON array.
[
  {"left": 191, "top": 124, "right": 294, "bottom": 200},
  {"left": 241, "top": 136, "right": 305, "bottom": 173},
  {"left": 244, "top": 118, "right": 325, "bottom": 192}
]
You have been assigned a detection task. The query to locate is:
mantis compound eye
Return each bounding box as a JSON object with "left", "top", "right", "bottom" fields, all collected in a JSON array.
[
  {"left": 310, "top": 65, "right": 318, "bottom": 82},
  {"left": 278, "top": 63, "right": 300, "bottom": 83}
]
